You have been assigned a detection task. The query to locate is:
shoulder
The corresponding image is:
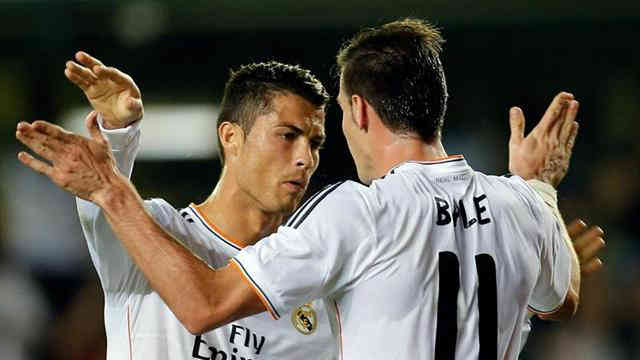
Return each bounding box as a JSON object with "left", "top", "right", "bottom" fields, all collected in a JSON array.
[
  {"left": 285, "top": 180, "right": 372, "bottom": 230},
  {"left": 475, "top": 173, "right": 547, "bottom": 217},
  {"left": 143, "top": 198, "right": 186, "bottom": 228}
]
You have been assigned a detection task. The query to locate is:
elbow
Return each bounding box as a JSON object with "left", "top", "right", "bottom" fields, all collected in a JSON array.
[
  {"left": 179, "top": 304, "right": 226, "bottom": 336},
  {"left": 184, "top": 319, "right": 209, "bottom": 336},
  {"left": 563, "top": 288, "right": 580, "bottom": 319},
  {"left": 181, "top": 310, "right": 213, "bottom": 336},
  {"left": 538, "top": 288, "right": 579, "bottom": 322}
]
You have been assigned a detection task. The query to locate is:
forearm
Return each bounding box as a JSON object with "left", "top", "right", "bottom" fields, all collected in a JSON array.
[
  {"left": 95, "top": 178, "right": 223, "bottom": 331},
  {"left": 527, "top": 179, "right": 580, "bottom": 319}
]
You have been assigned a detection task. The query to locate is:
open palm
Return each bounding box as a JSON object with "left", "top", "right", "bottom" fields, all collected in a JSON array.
[
  {"left": 65, "top": 51, "right": 143, "bottom": 128},
  {"left": 508, "top": 92, "right": 579, "bottom": 187}
]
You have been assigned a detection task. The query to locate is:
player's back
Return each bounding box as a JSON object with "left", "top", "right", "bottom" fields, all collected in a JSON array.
[
  {"left": 234, "top": 156, "right": 569, "bottom": 360},
  {"left": 335, "top": 157, "right": 563, "bottom": 359}
]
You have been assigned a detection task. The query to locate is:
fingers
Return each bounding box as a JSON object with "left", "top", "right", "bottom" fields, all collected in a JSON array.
[
  {"left": 92, "top": 65, "right": 141, "bottom": 98},
  {"left": 573, "top": 225, "right": 604, "bottom": 251},
  {"left": 566, "top": 219, "right": 587, "bottom": 238},
  {"left": 566, "top": 121, "right": 579, "bottom": 153},
  {"left": 509, "top": 107, "right": 525, "bottom": 145},
  {"left": 65, "top": 61, "right": 97, "bottom": 81},
  {"left": 559, "top": 100, "right": 579, "bottom": 142},
  {"left": 580, "top": 238, "right": 605, "bottom": 266},
  {"left": 65, "top": 67, "right": 90, "bottom": 91},
  {"left": 17, "top": 151, "right": 54, "bottom": 177},
  {"left": 75, "top": 51, "right": 104, "bottom": 69},
  {"left": 573, "top": 225, "right": 605, "bottom": 270},
  {"left": 581, "top": 258, "right": 603, "bottom": 276},
  {"left": 32, "top": 120, "right": 72, "bottom": 138},
  {"left": 536, "top": 92, "right": 574, "bottom": 135},
  {"left": 16, "top": 121, "right": 75, "bottom": 161},
  {"left": 551, "top": 101, "right": 569, "bottom": 140},
  {"left": 16, "top": 122, "right": 51, "bottom": 158},
  {"left": 576, "top": 234, "right": 606, "bottom": 261},
  {"left": 569, "top": 223, "right": 605, "bottom": 276},
  {"left": 94, "top": 65, "right": 129, "bottom": 85}
]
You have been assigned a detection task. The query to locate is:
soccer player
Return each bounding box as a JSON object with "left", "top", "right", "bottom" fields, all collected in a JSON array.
[
  {"left": 17, "top": 19, "right": 583, "bottom": 359},
  {"left": 60, "top": 53, "right": 337, "bottom": 359}
]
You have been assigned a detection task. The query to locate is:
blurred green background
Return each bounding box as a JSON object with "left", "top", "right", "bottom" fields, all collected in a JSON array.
[{"left": 0, "top": 1, "right": 638, "bottom": 359}]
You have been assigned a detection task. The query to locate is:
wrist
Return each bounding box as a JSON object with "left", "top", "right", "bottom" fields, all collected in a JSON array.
[
  {"left": 526, "top": 179, "right": 558, "bottom": 206},
  {"left": 93, "top": 175, "right": 141, "bottom": 214},
  {"left": 101, "top": 121, "right": 126, "bottom": 130},
  {"left": 98, "top": 113, "right": 138, "bottom": 130}
]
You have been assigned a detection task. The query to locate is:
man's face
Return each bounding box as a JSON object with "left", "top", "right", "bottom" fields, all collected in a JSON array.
[{"left": 234, "top": 93, "right": 325, "bottom": 214}]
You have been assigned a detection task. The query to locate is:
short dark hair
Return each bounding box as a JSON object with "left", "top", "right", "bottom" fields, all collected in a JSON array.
[
  {"left": 337, "top": 18, "right": 448, "bottom": 141},
  {"left": 217, "top": 61, "right": 329, "bottom": 162}
]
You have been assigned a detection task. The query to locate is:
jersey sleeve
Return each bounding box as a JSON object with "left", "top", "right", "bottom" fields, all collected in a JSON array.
[
  {"left": 522, "top": 180, "right": 572, "bottom": 313},
  {"left": 231, "top": 181, "right": 377, "bottom": 319},
  {"left": 76, "top": 119, "right": 145, "bottom": 292},
  {"left": 98, "top": 116, "right": 142, "bottom": 178}
]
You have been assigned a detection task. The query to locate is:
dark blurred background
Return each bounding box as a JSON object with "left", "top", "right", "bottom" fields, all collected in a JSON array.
[{"left": 0, "top": 1, "right": 638, "bottom": 359}]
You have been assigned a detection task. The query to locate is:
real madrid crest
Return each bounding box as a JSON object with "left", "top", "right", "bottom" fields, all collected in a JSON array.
[{"left": 291, "top": 303, "right": 317, "bottom": 335}]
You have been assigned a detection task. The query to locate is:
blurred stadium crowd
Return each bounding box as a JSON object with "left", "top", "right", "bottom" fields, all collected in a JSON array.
[{"left": 0, "top": 1, "right": 639, "bottom": 359}]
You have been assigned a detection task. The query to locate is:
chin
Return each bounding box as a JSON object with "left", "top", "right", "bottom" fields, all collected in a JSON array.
[
  {"left": 266, "top": 201, "right": 296, "bottom": 216},
  {"left": 356, "top": 170, "right": 372, "bottom": 185},
  {"left": 280, "top": 202, "right": 297, "bottom": 215}
]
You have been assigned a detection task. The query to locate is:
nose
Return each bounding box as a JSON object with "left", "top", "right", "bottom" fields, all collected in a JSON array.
[{"left": 295, "top": 140, "right": 316, "bottom": 170}]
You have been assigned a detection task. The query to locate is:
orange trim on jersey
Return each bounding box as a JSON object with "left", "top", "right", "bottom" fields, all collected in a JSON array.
[
  {"left": 334, "top": 300, "right": 344, "bottom": 360},
  {"left": 229, "top": 260, "right": 280, "bottom": 320},
  {"left": 190, "top": 203, "right": 248, "bottom": 248},
  {"left": 127, "top": 305, "right": 133, "bottom": 360},
  {"left": 417, "top": 154, "right": 464, "bottom": 163}
]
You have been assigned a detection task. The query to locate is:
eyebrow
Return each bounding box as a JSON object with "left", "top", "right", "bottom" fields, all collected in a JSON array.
[
  {"left": 280, "top": 124, "right": 304, "bottom": 134},
  {"left": 278, "top": 124, "right": 326, "bottom": 144}
]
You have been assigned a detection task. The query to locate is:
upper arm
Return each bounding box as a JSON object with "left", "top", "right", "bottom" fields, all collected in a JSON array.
[
  {"left": 76, "top": 197, "right": 174, "bottom": 292},
  {"left": 522, "top": 181, "right": 575, "bottom": 319},
  {"left": 76, "top": 197, "right": 140, "bottom": 290},
  {"left": 534, "top": 205, "right": 579, "bottom": 321}
]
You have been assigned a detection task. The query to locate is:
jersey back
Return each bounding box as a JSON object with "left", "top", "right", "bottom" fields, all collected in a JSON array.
[{"left": 234, "top": 157, "right": 569, "bottom": 360}]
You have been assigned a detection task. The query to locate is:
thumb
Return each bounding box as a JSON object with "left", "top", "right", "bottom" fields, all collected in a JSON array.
[
  {"left": 509, "top": 107, "right": 525, "bottom": 145},
  {"left": 127, "top": 98, "right": 144, "bottom": 119},
  {"left": 85, "top": 111, "right": 106, "bottom": 142}
]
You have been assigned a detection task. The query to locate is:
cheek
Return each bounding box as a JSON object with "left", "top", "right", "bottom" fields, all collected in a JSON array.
[
  {"left": 342, "top": 116, "right": 354, "bottom": 145},
  {"left": 341, "top": 120, "right": 349, "bottom": 144},
  {"left": 341, "top": 114, "right": 348, "bottom": 134},
  {"left": 312, "top": 151, "right": 321, "bottom": 171}
]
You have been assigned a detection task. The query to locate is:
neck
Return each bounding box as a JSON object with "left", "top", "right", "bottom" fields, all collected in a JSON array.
[
  {"left": 194, "top": 168, "right": 284, "bottom": 247},
  {"left": 369, "top": 132, "right": 448, "bottom": 181}
]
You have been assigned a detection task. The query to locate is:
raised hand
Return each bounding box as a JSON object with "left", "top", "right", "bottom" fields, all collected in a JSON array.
[
  {"left": 508, "top": 92, "right": 579, "bottom": 187},
  {"left": 65, "top": 51, "right": 143, "bottom": 129},
  {"left": 15, "top": 112, "right": 126, "bottom": 204},
  {"left": 566, "top": 219, "right": 605, "bottom": 276}
]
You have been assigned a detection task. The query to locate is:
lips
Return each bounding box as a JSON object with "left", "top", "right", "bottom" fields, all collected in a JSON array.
[{"left": 284, "top": 179, "right": 307, "bottom": 192}]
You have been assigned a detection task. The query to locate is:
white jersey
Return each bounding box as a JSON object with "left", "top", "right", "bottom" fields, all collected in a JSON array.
[
  {"left": 77, "top": 122, "right": 336, "bottom": 360},
  {"left": 233, "top": 156, "right": 571, "bottom": 360}
]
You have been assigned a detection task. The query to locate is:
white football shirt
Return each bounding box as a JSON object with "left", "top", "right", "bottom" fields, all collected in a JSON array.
[
  {"left": 77, "top": 121, "right": 336, "bottom": 360},
  {"left": 233, "top": 156, "right": 571, "bottom": 360}
]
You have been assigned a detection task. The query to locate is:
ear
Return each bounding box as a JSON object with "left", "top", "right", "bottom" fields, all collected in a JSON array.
[
  {"left": 350, "top": 94, "right": 369, "bottom": 132},
  {"left": 218, "top": 122, "right": 245, "bottom": 160}
]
